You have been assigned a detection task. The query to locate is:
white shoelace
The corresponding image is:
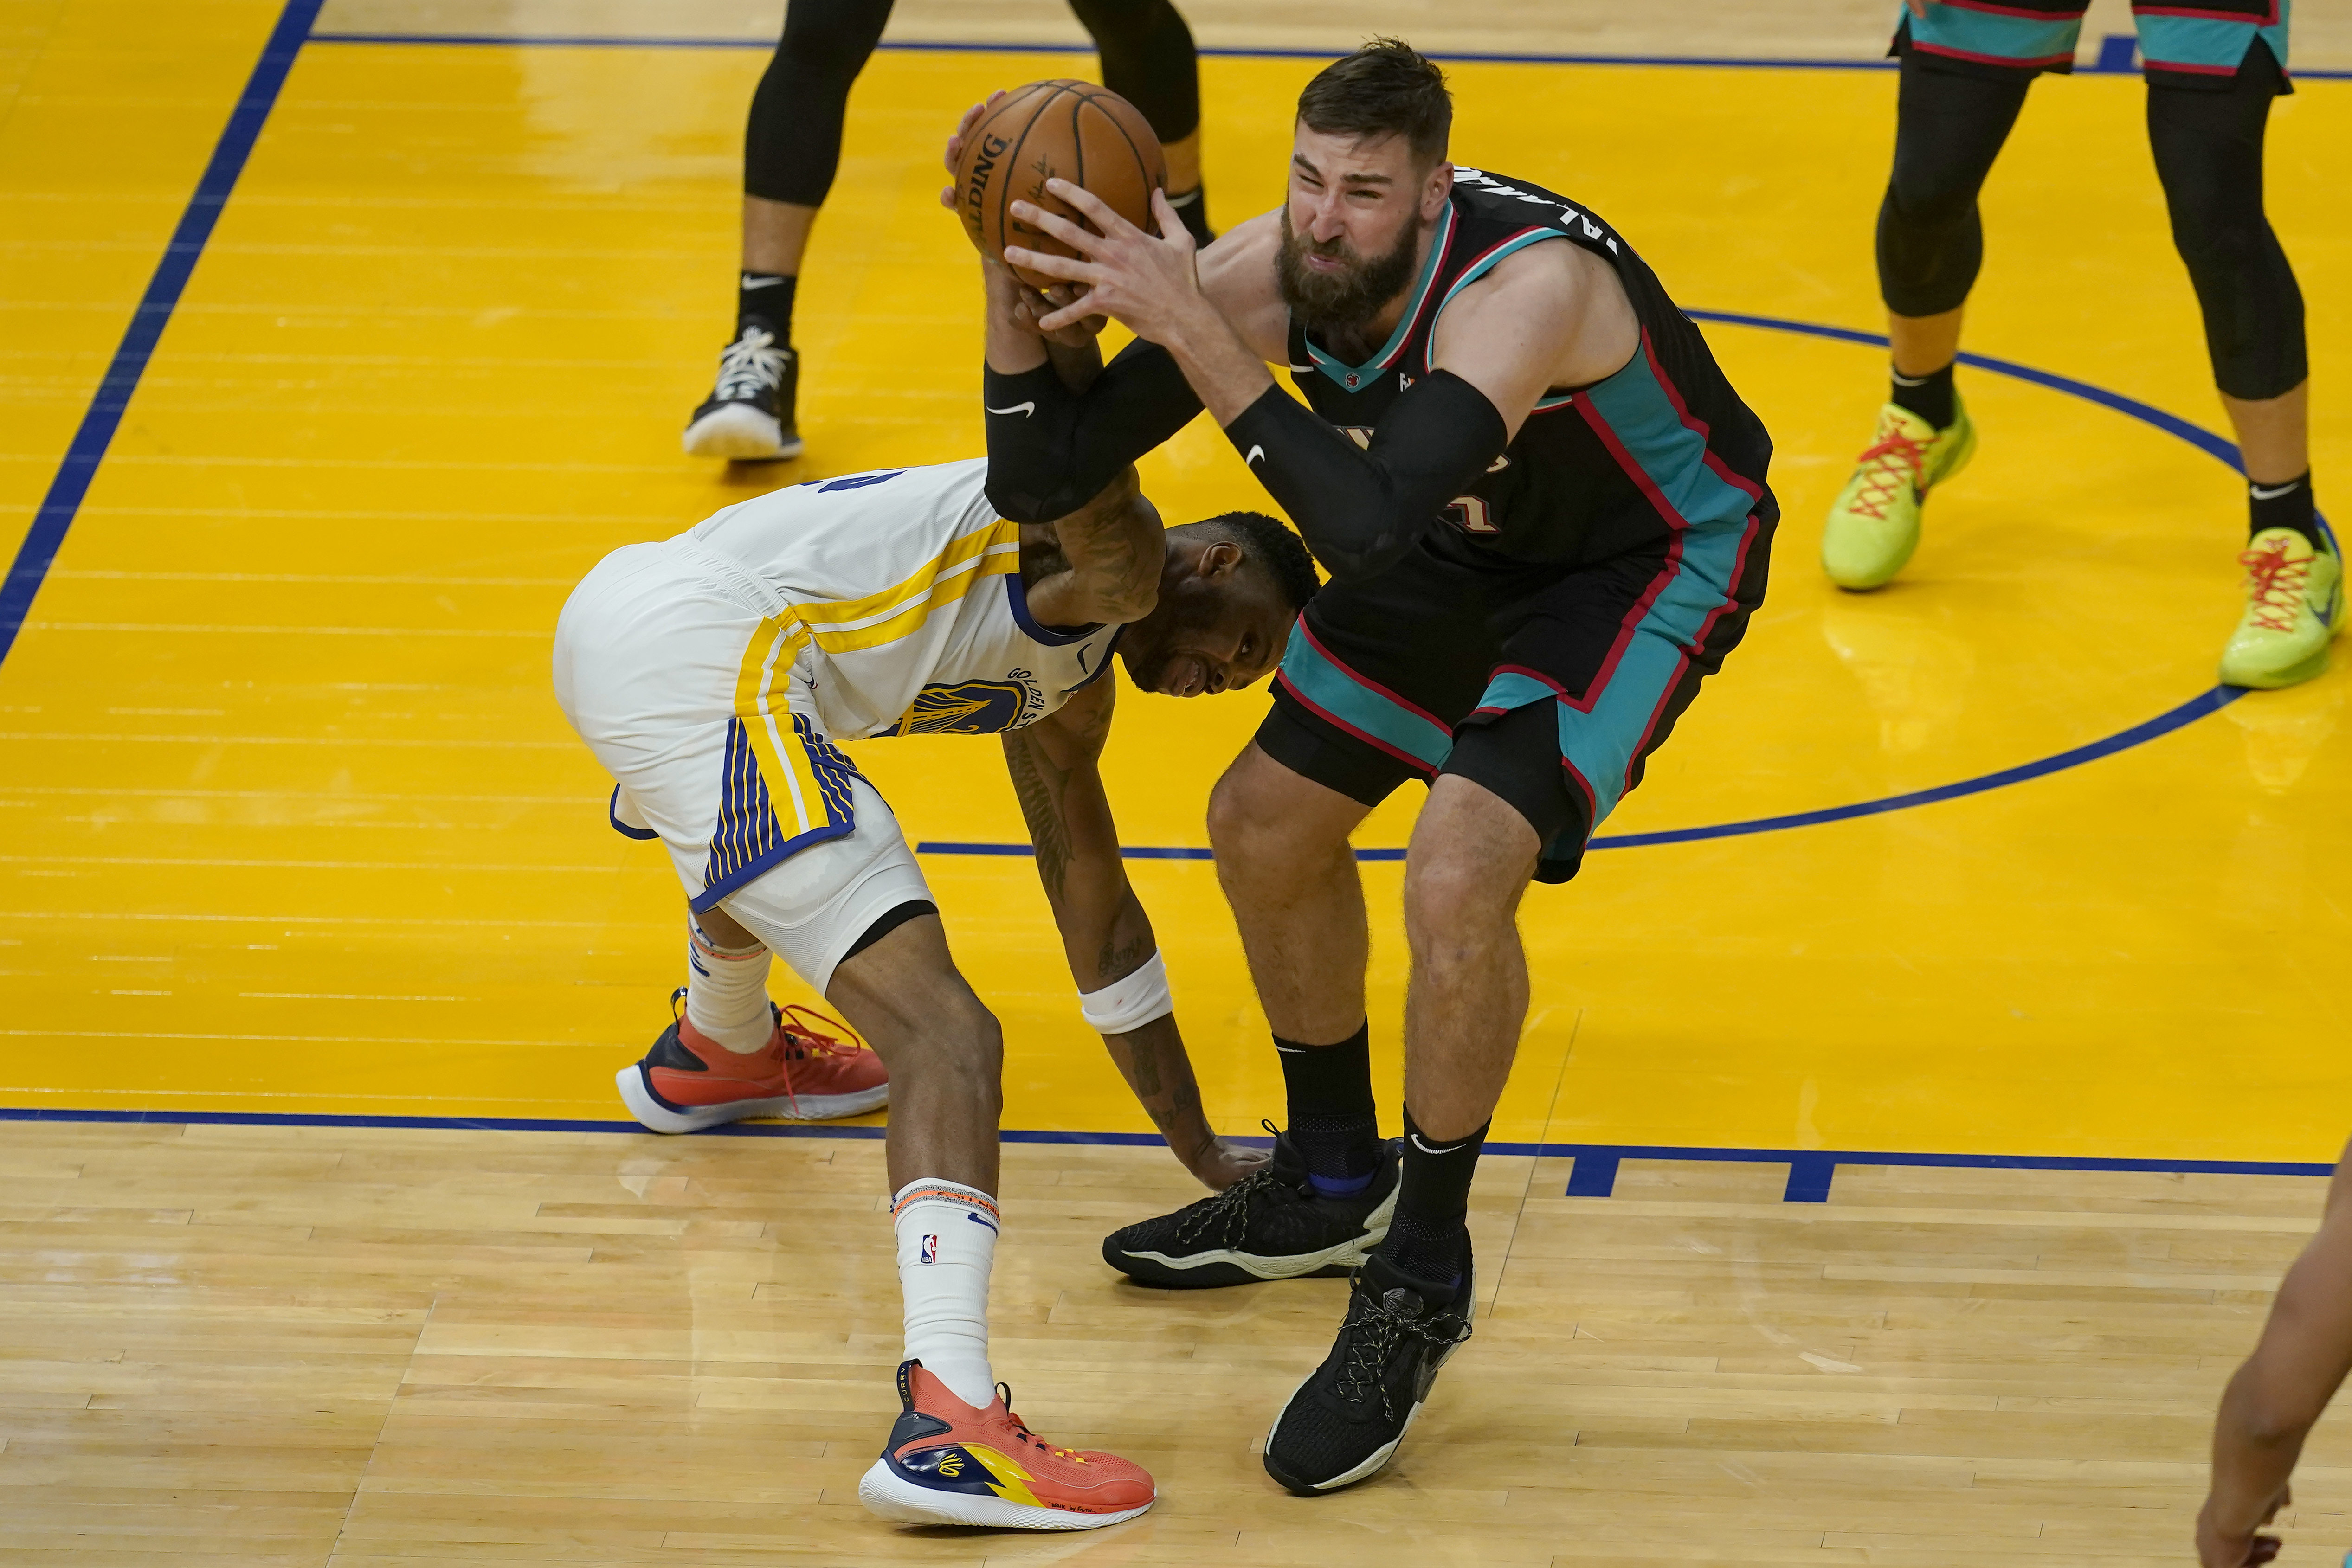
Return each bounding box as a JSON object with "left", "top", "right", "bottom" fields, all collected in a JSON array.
[{"left": 714, "top": 327, "right": 786, "bottom": 402}]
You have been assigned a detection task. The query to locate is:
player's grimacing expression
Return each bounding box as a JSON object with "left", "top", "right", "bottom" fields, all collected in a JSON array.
[
  {"left": 1118, "top": 537, "right": 1292, "bottom": 700},
  {"left": 1278, "top": 124, "right": 1454, "bottom": 333}
]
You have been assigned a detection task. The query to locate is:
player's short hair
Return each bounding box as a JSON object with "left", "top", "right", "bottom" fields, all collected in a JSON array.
[
  {"left": 1295, "top": 39, "right": 1452, "bottom": 167},
  {"left": 1198, "top": 509, "right": 1320, "bottom": 612}
]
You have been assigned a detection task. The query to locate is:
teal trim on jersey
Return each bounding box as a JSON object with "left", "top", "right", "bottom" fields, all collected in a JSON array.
[
  {"left": 1911, "top": 6, "right": 2082, "bottom": 64},
  {"left": 1304, "top": 201, "right": 1456, "bottom": 393},
  {"left": 1431, "top": 227, "right": 1567, "bottom": 327},
  {"left": 1560, "top": 349, "right": 1757, "bottom": 825},
  {"left": 1475, "top": 671, "right": 1559, "bottom": 713},
  {"left": 1277, "top": 619, "right": 1453, "bottom": 771},
  {"left": 2139, "top": 12, "right": 2288, "bottom": 72}
]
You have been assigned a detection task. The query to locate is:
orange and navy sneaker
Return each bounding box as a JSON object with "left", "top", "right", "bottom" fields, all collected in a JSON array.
[
  {"left": 857, "top": 1360, "right": 1155, "bottom": 1530},
  {"left": 614, "top": 988, "right": 888, "bottom": 1132}
]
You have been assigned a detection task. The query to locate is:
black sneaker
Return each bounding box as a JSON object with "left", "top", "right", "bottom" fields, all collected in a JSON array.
[
  {"left": 1263, "top": 1252, "right": 1474, "bottom": 1495},
  {"left": 683, "top": 324, "right": 802, "bottom": 460},
  {"left": 1101, "top": 1127, "right": 1397, "bottom": 1288}
]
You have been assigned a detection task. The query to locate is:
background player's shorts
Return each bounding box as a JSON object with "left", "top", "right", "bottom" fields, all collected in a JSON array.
[
  {"left": 1255, "top": 491, "right": 1778, "bottom": 885},
  {"left": 553, "top": 540, "right": 932, "bottom": 993},
  {"left": 1895, "top": 1, "right": 2292, "bottom": 91}
]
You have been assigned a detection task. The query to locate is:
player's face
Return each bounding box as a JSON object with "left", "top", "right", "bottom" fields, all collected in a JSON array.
[
  {"left": 1119, "top": 546, "right": 1291, "bottom": 700},
  {"left": 1279, "top": 127, "right": 1445, "bottom": 331}
]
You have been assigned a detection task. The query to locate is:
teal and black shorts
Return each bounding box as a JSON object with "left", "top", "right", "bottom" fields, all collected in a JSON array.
[
  {"left": 1255, "top": 490, "right": 1778, "bottom": 886},
  {"left": 1895, "top": 1, "right": 2292, "bottom": 93}
]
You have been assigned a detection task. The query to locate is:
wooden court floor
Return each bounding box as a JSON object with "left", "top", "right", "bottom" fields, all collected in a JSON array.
[{"left": 4, "top": 0, "right": 2351, "bottom": 1560}]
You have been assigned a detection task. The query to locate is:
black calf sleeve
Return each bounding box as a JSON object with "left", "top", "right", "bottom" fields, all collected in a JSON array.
[
  {"left": 745, "top": 0, "right": 895, "bottom": 207},
  {"left": 1065, "top": 0, "right": 1202, "bottom": 146},
  {"left": 1875, "top": 57, "right": 2030, "bottom": 318},
  {"left": 2148, "top": 43, "right": 2307, "bottom": 402}
]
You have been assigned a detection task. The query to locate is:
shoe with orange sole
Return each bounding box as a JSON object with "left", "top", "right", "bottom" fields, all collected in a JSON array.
[
  {"left": 615, "top": 989, "right": 888, "bottom": 1131},
  {"left": 858, "top": 1361, "right": 1156, "bottom": 1529}
]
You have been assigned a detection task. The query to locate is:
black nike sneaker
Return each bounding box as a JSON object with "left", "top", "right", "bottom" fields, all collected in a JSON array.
[
  {"left": 1262, "top": 1252, "right": 1474, "bottom": 1495},
  {"left": 682, "top": 324, "right": 802, "bottom": 460},
  {"left": 1101, "top": 1128, "right": 1397, "bottom": 1288}
]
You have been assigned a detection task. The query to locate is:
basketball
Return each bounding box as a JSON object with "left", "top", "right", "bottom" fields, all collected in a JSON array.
[{"left": 954, "top": 79, "right": 1168, "bottom": 289}]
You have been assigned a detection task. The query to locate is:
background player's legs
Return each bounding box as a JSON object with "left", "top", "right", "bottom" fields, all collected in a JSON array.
[
  {"left": 2146, "top": 43, "right": 2333, "bottom": 688},
  {"left": 1064, "top": 0, "right": 1214, "bottom": 244},
  {"left": 1823, "top": 58, "right": 2028, "bottom": 590},
  {"left": 683, "top": 0, "right": 894, "bottom": 460}
]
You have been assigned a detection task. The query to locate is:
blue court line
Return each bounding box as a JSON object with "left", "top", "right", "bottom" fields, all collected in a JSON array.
[
  {"left": 301, "top": 32, "right": 2352, "bottom": 79},
  {"left": 0, "top": 0, "right": 325, "bottom": 671},
  {"left": 1, "top": 1107, "right": 2330, "bottom": 1203}
]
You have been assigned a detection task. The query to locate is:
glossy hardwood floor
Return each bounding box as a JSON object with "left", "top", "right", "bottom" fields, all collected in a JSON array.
[{"left": 5, "top": 1121, "right": 2344, "bottom": 1565}]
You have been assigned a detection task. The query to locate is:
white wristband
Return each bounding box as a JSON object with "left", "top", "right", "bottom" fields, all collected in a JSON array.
[{"left": 1079, "top": 951, "right": 1174, "bottom": 1035}]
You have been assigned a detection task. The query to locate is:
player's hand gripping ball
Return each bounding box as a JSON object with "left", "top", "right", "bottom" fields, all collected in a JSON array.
[{"left": 948, "top": 81, "right": 1166, "bottom": 289}]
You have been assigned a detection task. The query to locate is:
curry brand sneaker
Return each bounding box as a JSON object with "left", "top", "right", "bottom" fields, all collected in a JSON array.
[
  {"left": 2220, "top": 526, "right": 2343, "bottom": 690},
  {"left": 1263, "top": 1253, "right": 1475, "bottom": 1495},
  {"left": 1101, "top": 1128, "right": 1397, "bottom": 1288},
  {"left": 858, "top": 1361, "right": 1156, "bottom": 1529},
  {"left": 682, "top": 325, "right": 802, "bottom": 460},
  {"left": 1820, "top": 398, "right": 1978, "bottom": 590},
  {"left": 614, "top": 990, "right": 886, "bottom": 1131}
]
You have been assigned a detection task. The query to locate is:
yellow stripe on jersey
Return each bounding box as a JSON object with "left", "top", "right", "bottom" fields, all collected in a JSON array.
[
  {"left": 729, "top": 616, "right": 840, "bottom": 838},
  {"left": 792, "top": 519, "right": 1022, "bottom": 655}
]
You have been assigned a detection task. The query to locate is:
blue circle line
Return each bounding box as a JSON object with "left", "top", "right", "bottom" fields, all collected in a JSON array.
[{"left": 922, "top": 308, "right": 2311, "bottom": 865}]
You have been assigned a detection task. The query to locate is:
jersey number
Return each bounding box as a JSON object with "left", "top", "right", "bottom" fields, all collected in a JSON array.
[{"left": 1445, "top": 495, "right": 1498, "bottom": 534}]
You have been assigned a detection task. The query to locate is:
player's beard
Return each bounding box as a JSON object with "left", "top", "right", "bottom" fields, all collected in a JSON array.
[
  {"left": 1120, "top": 592, "right": 1221, "bottom": 698},
  {"left": 1277, "top": 206, "right": 1425, "bottom": 336}
]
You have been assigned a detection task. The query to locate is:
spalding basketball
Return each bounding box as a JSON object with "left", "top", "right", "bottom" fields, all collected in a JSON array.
[{"left": 954, "top": 80, "right": 1167, "bottom": 289}]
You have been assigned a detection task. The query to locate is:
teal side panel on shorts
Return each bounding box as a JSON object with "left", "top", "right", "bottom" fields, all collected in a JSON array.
[
  {"left": 1276, "top": 618, "right": 1454, "bottom": 772},
  {"left": 1911, "top": 5, "right": 2083, "bottom": 67},
  {"left": 1561, "top": 346, "right": 1759, "bottom": 827},
  {"left": 2137, "top": 11, "right": 2288, "bottom": 74},
  {"left": 1476, "top": 670, "right": 1560, "bottom": 714}
]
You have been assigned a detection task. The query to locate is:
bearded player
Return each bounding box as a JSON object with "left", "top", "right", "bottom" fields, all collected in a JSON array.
[
  {"left": 954, "top": 40, "right": 1776, "bottom": 1494},
  {"left": 553, "top": 278, "right": 1314, "bottom": 1526}
]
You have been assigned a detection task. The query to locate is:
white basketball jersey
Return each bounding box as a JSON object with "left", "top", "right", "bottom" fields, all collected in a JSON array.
[{"left": 678, "top": 457, "right": 1121, "bottom": 742}]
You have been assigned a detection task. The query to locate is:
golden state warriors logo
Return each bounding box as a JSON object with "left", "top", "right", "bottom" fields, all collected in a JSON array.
[{"left": 893, "top": 678, "right": 1035, "bottom": 736}]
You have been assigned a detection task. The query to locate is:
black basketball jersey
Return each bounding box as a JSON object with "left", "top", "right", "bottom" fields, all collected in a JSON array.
[{"left": 1285, "top": 167, "right": 1772, "bottom": 567}]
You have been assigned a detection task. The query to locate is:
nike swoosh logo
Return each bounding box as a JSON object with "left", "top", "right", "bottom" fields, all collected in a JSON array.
[
  {"left": 1244, "top": 445, "right": 1266, "bottom": 466},
  {"left": 986, "top": 401, "right": 1036, "bottom": 418},
  {"left": 740, "top": 274, "right": 784, "bottom": 289},
  {"left": 2250, "top": 482, "right": 2302, "bottom": 500},
  {"left": 1409, "top": 1134, "right": 1468, "bottom": 1155}
]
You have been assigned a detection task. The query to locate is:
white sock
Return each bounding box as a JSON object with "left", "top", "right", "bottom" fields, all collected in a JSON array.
[
  {"left": 893, "top": 1178, "right": 999, "bottom": 1408},
  {"left": 684, "top": 917, "right": 773, "bottom": 1053}
]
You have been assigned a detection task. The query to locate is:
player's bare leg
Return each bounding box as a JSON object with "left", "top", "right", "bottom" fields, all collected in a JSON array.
[
  {"left": 1207, "top": 742, "right": 1373, "bottom": 1045},
  {"left": 820, "top": 913, "right": 1002, "bottom": 1194}
]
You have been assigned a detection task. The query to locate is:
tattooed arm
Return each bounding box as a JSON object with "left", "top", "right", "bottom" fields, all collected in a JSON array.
[
  {"left": 1018, "top": 465, "right": 1165, "bottom": 631},
  {"left": 1001, "top": 677, "right": 1269, "bottom": 1191}
]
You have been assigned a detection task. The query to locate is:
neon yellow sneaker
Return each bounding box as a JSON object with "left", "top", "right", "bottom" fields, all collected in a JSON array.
[
  {"left": 2219, "top": 527, "right": 2342, "bottom": 689},
  {"left": 1820, "top": 399, "right": 1978, "bottom": 591}
]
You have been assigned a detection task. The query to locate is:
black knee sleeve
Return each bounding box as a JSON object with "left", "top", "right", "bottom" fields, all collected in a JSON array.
[
  {"left": 1875, "top": 57, "right": 2030, "bottom": 318},
  {"left": 1065, "top": 0, "right": 1201, "bottom": 146},
  {"left": 745, "top": 0, "right": 895, "bottom": 206},
  {"left": 2148, "top": 43, "right": 2307, "bottom": 401}
]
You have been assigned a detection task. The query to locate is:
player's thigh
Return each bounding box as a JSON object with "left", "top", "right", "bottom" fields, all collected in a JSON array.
[{"left": 716, "top": 773, "right": 940, "bottom": 1001}]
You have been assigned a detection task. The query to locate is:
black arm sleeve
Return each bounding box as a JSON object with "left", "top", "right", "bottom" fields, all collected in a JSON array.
[
  {"left": 983, "top": 339, "right": 1204, "bottom": 522},
  {"left": 1220, "top": 371, "right": 1508, "bottom": 582}
]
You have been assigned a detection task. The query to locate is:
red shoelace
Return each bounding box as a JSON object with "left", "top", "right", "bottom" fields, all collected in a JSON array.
[
  {"left": 2238, "top": 537, "right": 2312, "bottom": 634},
  {"left": 761, "top": 1004, "right": 873, "bottom": 1113},
  {"left": 1846, "top": 424, "right": 1933, "bottom": 522}
]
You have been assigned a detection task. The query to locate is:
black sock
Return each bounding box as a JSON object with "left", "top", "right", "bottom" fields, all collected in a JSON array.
[
  {"left": 1378, "top": 1109, "right": 1487, "bottom": 1289},
  {"left": 1275, "top": 1022, "right": 1380, "bottom": 1196},
  {"left": 738, "top": 272, "right": 795, "bottom": 344},
  {"left": 1889, "top": 360, "right": 1956, "bottom": 430},
  {"left": 1165, "top": 186, "right": 1213, "bottom": 247},
  {"left": 2249, "top": 471, "right": 2320, "bottom": 550}
]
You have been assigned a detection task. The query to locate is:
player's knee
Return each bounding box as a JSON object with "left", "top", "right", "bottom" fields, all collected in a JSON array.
[
  {"left": 1401, "top": 855, "right": 1516, "bottom": 962},
  {"left": 1207, "top": 764, "right": 1308, "bottom": 864},
  {"left": 776, "top": 10, "right": 879, "bottom": 81}
]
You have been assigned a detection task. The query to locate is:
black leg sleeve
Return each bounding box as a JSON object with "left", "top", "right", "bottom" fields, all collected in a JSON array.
[
  {"left": 1875, "top": 56, "right": 2030, "bottom": 318},
  {"left": 2147, "top": 42, "right": 2307, "bottom": 402},
  {"left": 1064, "top": 0, "right": 1201, "bottom": 145},
  {"left": 745, "top": 0, "right": 896, "bottom": 206}
]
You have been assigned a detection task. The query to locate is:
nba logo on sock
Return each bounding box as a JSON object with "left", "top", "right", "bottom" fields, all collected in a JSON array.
[{"left": 920, "top": 1234, "right": 938, "bottom": 1264}]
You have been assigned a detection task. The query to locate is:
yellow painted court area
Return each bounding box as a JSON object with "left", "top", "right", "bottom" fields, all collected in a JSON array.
[{"left": 2, "top": 13, "right": 2348, "bottom": 1163}]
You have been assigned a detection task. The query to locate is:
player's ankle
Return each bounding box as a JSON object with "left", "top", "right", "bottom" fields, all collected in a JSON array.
[
  {"left": 1276, "top": 1022, "right": 1382, "bottom": 1193},
  {"left": 1889, "top": 360, "right": 1957, "bottom": 429},
  {"left": 2248, "top": 470, "right": 2319, "bottom": 549}
]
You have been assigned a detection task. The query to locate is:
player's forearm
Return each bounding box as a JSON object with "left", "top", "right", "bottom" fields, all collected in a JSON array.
[
  {"left": 1218, "top": 370, "right": 1509, "bottom": 582},
  {"left": 2209, "top": 1364, "right": 2309, "bottom": 1528},
  {"left": 1154, "top": 291, "right": 1278, "bottom": 425},
  {"left": 984, "top": 340, "right": 1202, "bottom": 523},
  {"left": 1099, "top": 1012, "right": 1217, "bottom": 1168}
]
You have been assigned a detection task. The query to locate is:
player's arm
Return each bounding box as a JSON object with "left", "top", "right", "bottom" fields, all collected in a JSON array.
[
  {"left": 999, "top": 678, "right": 1267, "bottom": 1191},
  {"left": 2198, "top": 1137, "right": 2352, "bottom": 1567},
  {"left": 1020, "top": 465, "right": 1160, "bottom": 629}
]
